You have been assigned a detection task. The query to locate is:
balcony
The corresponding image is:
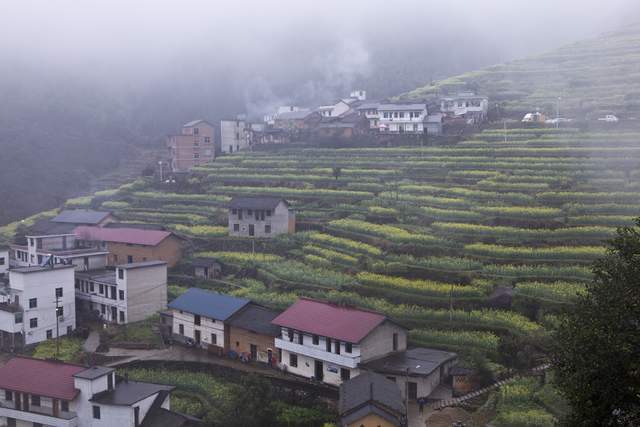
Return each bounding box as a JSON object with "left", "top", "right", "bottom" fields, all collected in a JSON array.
[
  {"left": 275, "top": 338, "right": 360, "bottom": 368},
  {"left": 0, "top": 400, "right": 78, "bottom": 427}
]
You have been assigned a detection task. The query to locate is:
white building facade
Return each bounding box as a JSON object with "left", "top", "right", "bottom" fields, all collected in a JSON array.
[
  {"left": 228, "top": 197, "right": 295, "bottom": 238},
  {"left": 378, "top": 104, "right": 428, "bottom": 134},
  {"left": 220, "top": 119, "right": 252, "bottom": 154}
]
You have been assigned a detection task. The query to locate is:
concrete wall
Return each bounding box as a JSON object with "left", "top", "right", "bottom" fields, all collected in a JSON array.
[
  {"left": 122, "top": 264, "right": 167, "bottom": 323},
  {"left": 359, "top": 321, "right": 407, "bottom": 362},
  {"left": 7, "top": 267, "right": 76, "bottom": 346},
  {"left": 279, "top": 349, "right": 359, "bottom": 386},
  {"left": 172, "top": 309, "right": 225, "bottom": 350},
  {"left": 228, "top": 201, "right": 294, "bottom": 238}
]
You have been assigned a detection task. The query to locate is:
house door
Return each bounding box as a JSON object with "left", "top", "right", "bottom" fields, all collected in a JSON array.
[
  {"left": 248, "top": 224, "right": 255, "bottom": 237},
  {"left": 250, "top": 344, "right": 257, "bottom": 360},
  {"left": 408, "top": 381, "right": 418, "bottom": 400},
  {"left": 111, "top": 306, "right": 117, "bottom": 322},
  {"left": 194, "top": 330, "right": 201, "bottom": 344},
  {"left": 267, "top": 349, "right": 273, "bottom": 364},
  {"left": 314, "top": 360, "right": 324, "bottom": 381}
]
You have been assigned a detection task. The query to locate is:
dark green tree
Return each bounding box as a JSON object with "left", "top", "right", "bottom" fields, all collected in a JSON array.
[
  {"left": 552, "top": 219, "right": 640, "bottom": 426},
  {"left": 209, "top": 374, "right": 277, "bottom": 427}
]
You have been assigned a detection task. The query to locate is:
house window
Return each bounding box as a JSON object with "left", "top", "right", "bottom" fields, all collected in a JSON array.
[
  {"left": 111, "top": 287, "right": 117, "bottom": 300},
  {"left": 264, "top": 224, "right": 271, "bottom": 234},
  {"left": 340, "top": 368, "right": 351, "bottom": 381},
  {"left": 232, "top": 209, "right": 237, "bottom": 215},
  {"left": 266, "top": 210, "right": 271, "bottom": 217},
  {"left": 90, "top": 282, "right": 94, "bottom": 292},
  {"left": 335, "top": 340, "right": 341, "bottom": 354},
  {"left": 247, "top": 209, "right": 253, "bottom": 216},
  {"left": 179, "top": 324, "right": 184, "bottom": 335},
  {"left": 127, "top": 255, "right": 133, "bottom": 264},
  {"left": 75, "top": 279, "right": 80, "bottom": 289},
  {"left": 46, "top": 329, "right": 53, "bottom": 339},
  {"left": 101, "top": 304, "right": 106, "bottom": 314},
  {"left": 204, "top": 137, "right": 211, "bottom": 143},
  {"left": 0, "top": 257, "right": 4, "bottom": 265},
  {"left": 288, "top": 329, "right": 294, "bottom": 342},
  {"left": 345, "top": 343, "right": 353, "bottom": 353},
  {"left": 298, "top": 332, "right": 303, "bottom": 345},
  {"left": 61, "top": 400, "right": 69, "bottom": 412},
  {"left": 5, "top": 390, "right": 12, "bottom": 401},
  {"left": 393, "top": 333, "right": 398, "bottom": 351},
  {"left": 194, "top": 315, "right": 201, "bottom": 326},
  {"left": 119, "top": 290, "right": 124, "bottom": 300},
  {"left": 57, "top": 306, "right": 64, "bottom": 317},
  {"left": 312, "top": 335, "right": 319, "bottom": 345},
  {"left": 194, "top": 153, "right": 200, "bottom": 159},
  {"left": 289, "top": 353, "right": 298, "bottom": 368},
  {"left": 99, "top": 284, "right": 104, "bottom": 294},
  {"left": 118, "top": 268, "right": 124, "bottom": 279},
  {"left": 326, "top": 338, "right": 332, "bottom": 352},
  {"left": 31, "top": 395, "right": 41, "bottom": 406},
  {"left": 93, "top": 405, "right": 101, "bottom": 419},
  {"left": 29, "top": 298, "right": 37, "bottom": 308},
  {"left": 119, "top": 311, "right": 125, "bottom": 323},
  {"left": 55, "top": 287, "right": 63, "bottom": 298},
  {"left": 194, "top": 127, "right": 199, "bottom": 135},
  {"left": 30, "top": 318, "right": 38, "bottom": 328},
  {"left": 233, "top": 224, "right": 240, "bottom": 232},
  {"left": 211, "top": 333, "right": 217, "bottom": 345}
]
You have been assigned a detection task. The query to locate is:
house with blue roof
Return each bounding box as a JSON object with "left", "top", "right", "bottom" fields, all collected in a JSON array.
[{"left": 168, "top": 287, "right": 249, "bottom": 353}]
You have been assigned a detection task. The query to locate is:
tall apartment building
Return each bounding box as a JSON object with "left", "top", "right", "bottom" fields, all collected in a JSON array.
[
  {"left": 167, "top": 120, "right": 215, "bottom": 172},
  {"left": 220, "top": 119, "right": 252, "bottom": 154}
]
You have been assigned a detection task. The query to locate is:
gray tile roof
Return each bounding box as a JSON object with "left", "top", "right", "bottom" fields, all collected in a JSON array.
[
  {"left": 117, "top": 260, "right": 168, "bottom": 270},
  {"left": 183, "top": 119, "right": 212, "bottom": 128},
  {"left": 90, "top": 380, "right": 174, "bottom": 406},
  {"left": 51, "top": 210, "right": 112, "bottom": 225},
  {"left": 27, "top": 219, "right": 77, "bottom": 236},
  {"left": 339, "top": 371, "right": 405, "bottom": 425},
  {"left": 378, "top": 103, "right": 427, "bottom": 111},
  {"left": 362, "top": 347, "right": 457, "bottom": 376},
  {"left": 228, "top": 196, "right": 288, "bottom": 210},
  {"left": 168, "top": 288, "right": 249, "bottom": 321},
  {"left": 74, "top": 366, "right": 114, "bottom": 380},
  {"left": 276, "top": 110, "right": 313, "bottom": 120},
  {"left": 227, "top": 303, "right": 281, "bottom": 336}
]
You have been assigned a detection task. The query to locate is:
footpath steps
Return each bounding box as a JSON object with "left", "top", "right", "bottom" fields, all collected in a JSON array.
[{"left": 432, "top": 364, "right": 550, "bottom": 410}]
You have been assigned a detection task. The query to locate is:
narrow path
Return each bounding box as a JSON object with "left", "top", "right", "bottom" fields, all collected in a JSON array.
[
  {"left": 432, "top": 364, "right": 550, "bottom": 410},
  {"left": 82, "top": 331, "right": 101, "bottom": 353}
]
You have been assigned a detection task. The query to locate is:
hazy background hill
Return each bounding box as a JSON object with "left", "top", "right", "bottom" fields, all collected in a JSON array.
[{"left": 1, "top": 0, "right": 639, "bottom": 225}]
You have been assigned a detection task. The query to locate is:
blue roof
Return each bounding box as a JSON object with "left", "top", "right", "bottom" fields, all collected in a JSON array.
[{"left": 168, "top": 288, "right": 250, "bottom": 321}]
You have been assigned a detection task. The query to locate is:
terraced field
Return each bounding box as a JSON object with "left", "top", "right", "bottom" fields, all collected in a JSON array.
[{"left": 2, "top": 128, "right": 638, "bottom": 370}]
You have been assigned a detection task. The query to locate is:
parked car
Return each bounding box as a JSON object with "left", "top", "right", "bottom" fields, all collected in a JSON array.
[
  {"left": 598, "top": 114, "right": 619, "bottom": 122},
  {"left": 522, "top": 112, "right": 546, "bottom": 123},
  {"left": 546, "top": 117, "right": 572, "bottom": 124}
]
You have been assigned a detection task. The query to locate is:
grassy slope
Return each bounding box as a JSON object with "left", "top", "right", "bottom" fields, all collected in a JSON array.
[{"left": 400, "top": 23, "right": 640, "bottom": 119}]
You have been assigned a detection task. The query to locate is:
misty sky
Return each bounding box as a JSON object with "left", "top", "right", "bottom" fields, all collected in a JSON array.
[{"left": 1, "top": 0, "right": 639, "bottom": 118}]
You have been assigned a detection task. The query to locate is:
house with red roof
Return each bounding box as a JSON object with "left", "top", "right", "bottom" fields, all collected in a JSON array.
[
  {"left": 271, "top": 298, "right": 408, "bottom": 386},
  {"left": 0, "top": 356, "right": 200, "bottom": 427},
  {"left": 74, "top": 226, "right": 184, "bottom": 268}
]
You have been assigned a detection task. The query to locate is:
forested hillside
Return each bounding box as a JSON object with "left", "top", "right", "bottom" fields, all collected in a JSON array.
[{"left": 402, "top": 23, "right": 640, "bottom": 119}]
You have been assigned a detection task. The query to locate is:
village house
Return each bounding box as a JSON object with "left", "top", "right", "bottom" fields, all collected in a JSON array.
[
  {"left": 339, "top": 371, "right": 406, "bottom": 427},
  {"left": 227, "top": 303, "right": 281, "bottom": 364},
  {"left": 254, "top": 128, "right": 291, "bottom": 145},
  {"left": 10, "top": 220, "right": 109, "bottom": 271},
  {"left": 440, "top": 92, "right": 489, "bottom": 124},
  {"left": 361, "top": 347, "right": 458, "bottom": 401},
  {"left": 73, "top": 226, "right": 184, "bottom": 268},
  {"left": 356, "top": 102, "right": 381, "bottom": 129},
  {"left": 349, "top": 90, "right": 367, "bottom": 101},
  {"left": 272, "top": 298, "right": 408, "bottom": 386},
  {"left": 168, "top": 288, "right": 249, "bottom": 354},
  {"left": 378, "top": 104, "right": 428, "bottom": 134},
  {"left": 192, "top": 258, "right": 222, "bottom": 280},
  {"left": 75, "top": 261, "right": 168, "bottom": 325},
  {"left": 50, "top": 209, "right": 115, "bottom": 227},
  {"left": 228, "top": 196, "right": 295, "bottom": 238},
  {"left": 424, "top": 113, "right": 444, "bottom": 136},
  {"left": 317, "top": 99, "right": 353, "bottom": 118},
  {"left": 316, "top": 113, "right": 370, "bottom": 139},
  {"left": 167, "top": 119, "right": 215, "bottom": 172},
  {"left": 0, "top": 264, "right": 76, "bottom": 350},
  {"left": 220, "top": 118, "right": 252, "bottom": 154},
  {"left": 0, "top": 246, "right": 8, "bottom": 275},
  {"left": 273, "top": 110, "right": 322, "bottom": 134},
  {"left": 0, "top": 356, "right": 200, "bottom": 427}
]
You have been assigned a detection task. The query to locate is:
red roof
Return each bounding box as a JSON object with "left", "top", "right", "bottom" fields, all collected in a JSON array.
[
  {"left": 0, "top": 357, "right": 85, "bottom": 400},
  {"left": 271, "top": 298, "right": 387, "bottom": 343},
  {"left": 74, "top": 226, "right": 172, "bottom": 246}
]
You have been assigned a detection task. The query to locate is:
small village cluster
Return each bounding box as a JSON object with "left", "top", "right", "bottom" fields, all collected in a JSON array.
[
  {"left": 0, "top": 197, "right": 467, "bottom": 426},
  {"left": 166, "top": 90, "right": 490, "bottom": 172}
]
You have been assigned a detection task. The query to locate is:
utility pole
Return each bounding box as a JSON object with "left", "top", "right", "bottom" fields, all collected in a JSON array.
[
  {"left": 158, "top": 161, "right": 163, "bottom": 182},
  {"left": 556, "top": 97, "right": 562, "bottom": 128},
  {"left": 449, "top": 282, "right": 454, "bottom": 323}
]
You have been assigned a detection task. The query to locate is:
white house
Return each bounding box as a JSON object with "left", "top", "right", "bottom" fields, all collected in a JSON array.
[
  {"left": 317, "top": 100, "right": 352, "bottom": 118},
  {"left": 378, "top": 104, "right": 428, "bottom": 134},
  {"left": 272, "top": 298, "right": 408, "bottom": 386},
  {"left": 356, "top": 102, "right": 380, "bottom": 129},
  {"left": 440, "top": 92, "right": 489, "bottom": 123},
  {"left": 75, "top": 261, "right": 168, "bottom": 325},
  {"left": 349, "top": 90, "right": 367, "bottom": 101},
  {"left": 220, "top": 119, "right": 252, "bottom": 154},
  {"left": 228, "top": 196, "right": 295, "bottom": 238},
  {"left": 0, "top": 247, "right": 8, "bottom": 275},
  {"left": 0, "top": 264, "right": 76, "bottom": 350},
  {"left": 0, "top": 356, "right": 199, "bottom": 427},
  {"left": 10, "top": 221, "right": 108, "bottom": 271},
  {"left": 168, "top": 287, "right": 249, "bottom": 352}
]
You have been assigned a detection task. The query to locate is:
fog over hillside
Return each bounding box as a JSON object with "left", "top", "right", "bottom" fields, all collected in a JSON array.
[{"left": 0, "top": 0, "right": 639, "bottom": 224}]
